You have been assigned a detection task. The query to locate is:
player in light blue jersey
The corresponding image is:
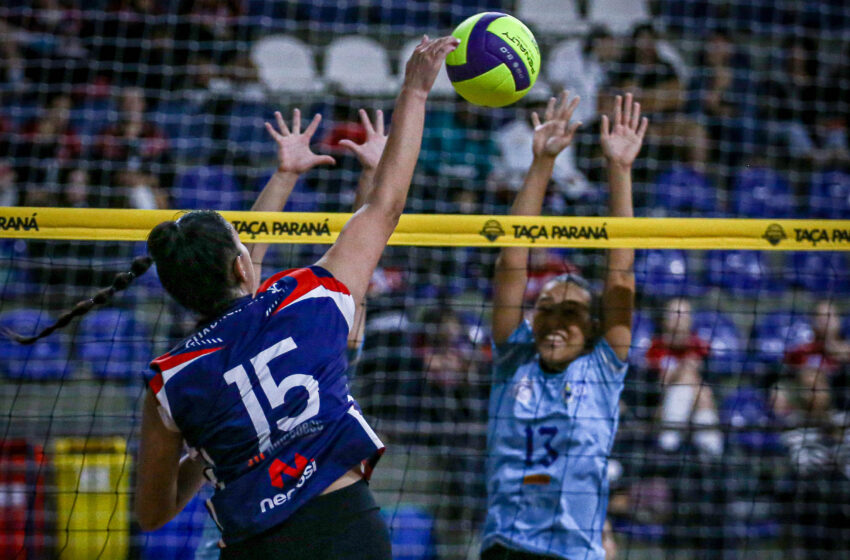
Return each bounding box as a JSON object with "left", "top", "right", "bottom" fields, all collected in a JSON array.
[{"left": 482, "top": 93, "right": 648, "bottom": 560}]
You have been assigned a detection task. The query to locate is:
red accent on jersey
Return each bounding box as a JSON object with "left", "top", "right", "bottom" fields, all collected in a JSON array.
[
  {"left": 271, "top": 269, "right": 351, "bottom": 315},
  {"left": 149, "top": 372, "right": 164, "bottom": 394},
  {"left": 268, "top": 453, "right": 310, "bottom": 488},
  {"left": 150, "top": 346, "right": 225, "bottom": 374}
]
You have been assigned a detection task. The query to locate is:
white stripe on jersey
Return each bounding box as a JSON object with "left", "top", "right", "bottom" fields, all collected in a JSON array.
[
  {"left": 347, "top": 405, "right": 384, "bottom": 450},
  {"left": 281, "top": 285, "right": 355, "bottom": 332}
]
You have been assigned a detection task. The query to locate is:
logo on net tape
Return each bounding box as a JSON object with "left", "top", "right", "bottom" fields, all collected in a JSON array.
[
  {"left": 762, "top": 223, "right": 787, "bottom": 246},
  {"left": 480, "top": 219, "right": 505, "bottom": 242}
]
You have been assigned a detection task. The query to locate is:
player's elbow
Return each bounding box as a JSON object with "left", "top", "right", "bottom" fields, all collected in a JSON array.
[{"left": 136, "top": 508, "right": 168, "bottom": 532}]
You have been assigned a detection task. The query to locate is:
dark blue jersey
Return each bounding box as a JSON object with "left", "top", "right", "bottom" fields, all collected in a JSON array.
[{"left": 145, "top": 267, "right": 384, "bottom": 544}]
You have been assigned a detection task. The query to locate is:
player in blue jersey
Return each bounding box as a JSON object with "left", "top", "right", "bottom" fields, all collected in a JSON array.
[
  {"left": 3, "top": 35, "right": 460, "bottom": 559},
  {"left": 482, "top": 92, "right": 648, "bottom": 560},
  {"left": 192, "top": 102, "right": 391, "bottom": 560}
]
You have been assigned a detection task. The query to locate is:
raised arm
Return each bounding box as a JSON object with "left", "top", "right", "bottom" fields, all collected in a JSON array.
[
  {"left": 315, "top": 35, "right": 459, "bottom": 305},
  {"left": 248, "top": 110, "right": 336, "bottom": 281},
  {"left": 599, "top": 93, "right": 648, "bottom": 361},
  {"left": 339, "top": 109, "right": 388, "bottom": 349},
  {"left": 491, "top": 93, "right": 581, "bottom": 344}
]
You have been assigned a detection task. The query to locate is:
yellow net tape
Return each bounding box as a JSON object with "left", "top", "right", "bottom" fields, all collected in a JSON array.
[{"left": 1, "top": 207, "right": 849, "bottom": 250}]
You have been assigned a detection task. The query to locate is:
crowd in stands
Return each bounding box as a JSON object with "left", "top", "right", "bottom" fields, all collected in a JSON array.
[{"left": 0, "top": 1, "right": 849, "bottom": 558}]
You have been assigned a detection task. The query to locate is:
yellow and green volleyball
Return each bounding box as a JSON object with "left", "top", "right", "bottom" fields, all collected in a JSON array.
[{"left": 446, "top": 12, "right": 541, "bottom": 108}]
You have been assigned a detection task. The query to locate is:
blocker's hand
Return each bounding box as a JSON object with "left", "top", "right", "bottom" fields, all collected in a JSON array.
[
  {"left": 531, "top": 91, "right": 582, "bottom": 159},
  {"left": 402, "top": 35, "right": 460, "bottom": 95},
  {"left": 600, "top": 93, "right": 649, "bottom": 169},
  {"left": 265, "top": 109, "right": 336, "bottom": 175},
  {"left": 339, "top": 109, "right": 387, "bottom": 170}
]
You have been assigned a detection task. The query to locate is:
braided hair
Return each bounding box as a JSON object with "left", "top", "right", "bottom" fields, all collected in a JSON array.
[
  {"left": 3, "top": 210, "right": 242, "bottom": 345},
  {"left": 1, "top": 256, "right": 154, "bottom": 344}
]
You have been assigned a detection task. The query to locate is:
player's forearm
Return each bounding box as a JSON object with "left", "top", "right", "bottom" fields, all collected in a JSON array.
[
  {"left": 246, "top": 170, "right": 298, "bottom": 267},
  {"left": 174, "top": 454, "right": 207, "bottom": 513},
  {"left": 606, "top": 162, "right": 634, "bottom": 287},
  {"left": 353, "top": 168, "right": 376, "bottom": 212},
  {"left": 497, "top": 155, "right": 556, "bottom": 272},
  {"left": 366, "top": 87, "right": 427, "bottom": 220}
]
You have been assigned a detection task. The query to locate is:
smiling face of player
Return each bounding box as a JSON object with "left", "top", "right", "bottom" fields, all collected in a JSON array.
[{"left": 532, "top": 279, "right": 593, "bottom": 372}]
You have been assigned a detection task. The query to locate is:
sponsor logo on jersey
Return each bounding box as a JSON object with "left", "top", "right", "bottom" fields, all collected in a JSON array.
[{"left": 259, "top": 456, "right": 318, "bottom": 514}]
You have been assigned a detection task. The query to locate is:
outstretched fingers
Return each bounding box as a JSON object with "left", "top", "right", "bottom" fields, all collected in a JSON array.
[
  {"left": 613, "top": 95, "right": 622, "bottom": 128},
  {"left": 359, "top": 109, "right": 375, "bottom": 135},
  {"left": 601, "top": 115, "right": 610, "bottom": 139},
  {"left": 275, "top": 111, "right": 289, "bottom": 135},
  {"left": 291, "top": 108, "right": 301, "bottom": 135},
  {"left": 531, "top": 111, "right": 541, "bottom": 129},
  {"left": 629, "top": 101, "right": 641, "bottom": 131},
  {"left": 375, "top": 109, "right": 385, "bottom": 136},
  {"left": 622, "top": 93, "right": 633, "bottom": 129},
  {"left": 637, "top": 116, "right": 649, "bottom": 140},
  {"left": 304, "top": 113, "right": 322, "bottom": 137}
]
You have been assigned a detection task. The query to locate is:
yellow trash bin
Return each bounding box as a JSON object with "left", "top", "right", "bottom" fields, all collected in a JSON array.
[{"left": 53, "top": 437, "right": 130, "bottom": 560}]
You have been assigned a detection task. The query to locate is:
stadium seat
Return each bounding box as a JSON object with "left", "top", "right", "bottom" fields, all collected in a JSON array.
[
  {"left": 786, "top": 251, "right": 850, "bottom": 295},
  {"left": 399, "top": 39, "right": 455, "bottom": 98},
  {"left": 719, "top": 388, "right": 783, "bottom": 453},
  {"left": 651, "top": 164, "right": 719, "bottom": 216},
  {"left": 809, "top": 168, "right": 850, "bottom": 219},
  {"left": 251, "top": 35, "right": 325, "bottom": 94},
  {"left": 691, "top": 311, "right": 745, "bottom": 376},
  {"left": 588, "top": 0, "right": 650, "bottom": 34},
  {"left": 174, "top": 166, "right": 243, "bottom": 211},
  {"left": 704, "top": 250, "right": 783, "bottom": 297},
  {"left": 516, "top": 0, "right": 588, "bottom": 35},
  {"left": 140, "top": 490, "right": 209, "bottom": 560},
  {"left": 731, "top": 166, "right": 794, "bottom": 218},
  {"left": 324, "top": 37, "right": 398, "bottom": 96},
  {"left": 0, "top": 310, "right": 69, "bottom": 380},
  {"left": 634, "top": 249, "right": 694, "bottom": 298},
  {"left": 629, "top": 311, "right": 655, "bottom": 368},
  {"left": 750, "top": 311, "right": 813, "bottom": 369},
  {"left": 381, "top": 505, "right": 437, "bottom": 560},
  {"left": 76, "top": 309, "right": 152, "bottom": 380}
]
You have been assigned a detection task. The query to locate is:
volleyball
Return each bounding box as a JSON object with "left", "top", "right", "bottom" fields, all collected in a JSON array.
[{"left": 445, "top": 12, "right": 541, "bottom": 108}]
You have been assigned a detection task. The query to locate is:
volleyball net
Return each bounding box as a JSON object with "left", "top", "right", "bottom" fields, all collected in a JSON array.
[
  {"left": 1, "top": 211, "right": 849, "bottom": 559},
  {"left": 2, "top": 0, "right": 850, "bottom": 558}
]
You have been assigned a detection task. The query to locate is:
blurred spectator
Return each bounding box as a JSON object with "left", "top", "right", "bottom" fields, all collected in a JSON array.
[
  {"left": 0, "top": 20, "right": 27, "bottom": 90},
  {"left": 687, "top": 30, "right": 757, "bottom": 171},
  {"left": 421, "top": 101, "right": 497, "bottom": 182},
  {"left": 785, "top": 300, "right": 850, "bottom": 411},
  {"left": 650, "top": 129, "right": 717, "bottom": 216},
  {"left": 614, "top": 24, "right": 684, "bottom": 115},
  {"left": 822, "top": 41, "right": 850, "bottom": 167},
  {"left": 772, "top": 355, "right": 850, "bottom": 559},
  {"left": 602, "top": 518, "right": 618, "bottom": 560},
  {"left": 759, "top": 37, "right": 838, "bottom": 166},
  {"left": 176, "top": 0, "right": 247, "bottom": 67},
  {"left": 60, "top": 166, "right": 98, "bottom": 208},
  {"left": 646, "top": 298, "right": 724, "bottom": 457},
  {"left": 547, "top": 26, "right": 620, "bottom": 125},
  {"left": 93, "top": 87, "right": 172, "bottom": 208},
  {"left": 0, "top": 159, "right": 18, "bottom": 206},
  {"left": 10, "top": 93, "right": 82, "bottom": 203},
  {"left": 6, "top": 0, "right": 89, "bottom": 86},
  {"left": 413, "top": 307, "right": 487, "bottom": 545}
]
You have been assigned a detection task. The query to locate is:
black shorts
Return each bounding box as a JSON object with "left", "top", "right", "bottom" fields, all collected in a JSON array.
[
  {"left": 221, "top": 479, "right": 392, "bottom": 560},
  {"left": 482, "top": 543, "right": 565, "bottom": 560}
]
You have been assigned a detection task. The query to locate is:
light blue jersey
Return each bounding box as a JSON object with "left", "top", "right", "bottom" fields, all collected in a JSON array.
[{"left": 482, "top": 321, "right": 627, "bottom": 560}]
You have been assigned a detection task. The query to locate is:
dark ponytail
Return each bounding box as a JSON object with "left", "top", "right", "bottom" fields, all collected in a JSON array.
[
  {"left": 1, "top": 256, "right": 154, "bottom": 345},
  {"left": 146, "top": 210, "right": 241, "bottom": 318}
]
